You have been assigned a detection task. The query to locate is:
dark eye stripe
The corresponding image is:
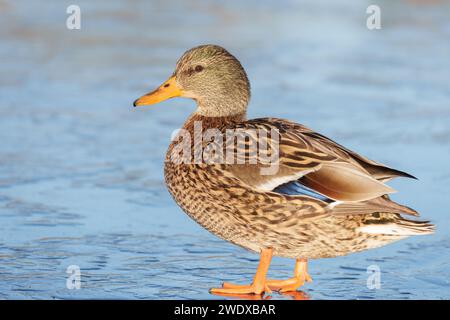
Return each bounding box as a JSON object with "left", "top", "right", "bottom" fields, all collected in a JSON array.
[{"left": 186, "top": 68, "right": 194, "bottom": 76}]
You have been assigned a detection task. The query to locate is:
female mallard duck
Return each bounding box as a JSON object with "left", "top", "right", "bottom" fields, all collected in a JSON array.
[{"left": 133, "top": 45, "right": 434, "bottom": 295}]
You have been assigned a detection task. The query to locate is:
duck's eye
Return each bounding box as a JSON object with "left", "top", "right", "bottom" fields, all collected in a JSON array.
[{"left": 195, "top": 65, "right": 204, "bottom": 72}]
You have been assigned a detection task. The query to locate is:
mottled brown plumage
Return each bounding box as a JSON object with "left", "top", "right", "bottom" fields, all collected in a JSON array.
[
  {"left": 164, "top": 113, "right": 432, "bottom": 259},
  {"left": 134, "top": 44, "right": 434, "bottom": 295}
]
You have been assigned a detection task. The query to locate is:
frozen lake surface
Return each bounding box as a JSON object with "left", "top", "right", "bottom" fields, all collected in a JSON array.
[{"left": 0, "top": 0, "right": 449, "bottom": 299}]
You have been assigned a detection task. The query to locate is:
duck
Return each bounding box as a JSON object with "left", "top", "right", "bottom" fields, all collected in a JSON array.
[{"left": 133, "top": 44, "right": 434, "bottom": 295}]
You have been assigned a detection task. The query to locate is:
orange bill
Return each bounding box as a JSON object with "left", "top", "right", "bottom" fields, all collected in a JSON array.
[{"left": 133, "top": 76, "right": 183, "bottom": 107}]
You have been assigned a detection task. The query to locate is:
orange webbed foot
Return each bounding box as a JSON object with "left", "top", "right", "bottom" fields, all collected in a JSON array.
[
  {"left": 210, "top": 282, "right": 272, "bottom": 295},
  {"left": 267, "top": 258, "right": 312, "bottom": 293},
  {"left": 209, "top": 248, "right": 273, "bottom": 296},
  {"left": 266, "top": 276, "right": 311, "bottom": 292}
]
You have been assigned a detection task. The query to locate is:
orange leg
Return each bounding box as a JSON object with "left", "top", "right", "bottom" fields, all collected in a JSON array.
[
  {"left": 266, "top": 258, "right": 312, "bottom": 292},
  {"left": 210, "top": 248, "right": 273, "bottom": 295}
]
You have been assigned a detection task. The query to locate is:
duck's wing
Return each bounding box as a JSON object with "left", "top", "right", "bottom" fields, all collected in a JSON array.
[
  {"left": 217, "top": 118, "right": 413, "bottom": 203},
  {"left": 297, "top": 125, "right": 416, "bottom": 182}
]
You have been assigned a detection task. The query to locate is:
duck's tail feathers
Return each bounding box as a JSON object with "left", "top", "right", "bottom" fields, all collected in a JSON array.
[
  {"left": 331, "top": 195, "right": 419, "bottom": 217},
  {"left": 357, "top": 218, "right": 435, "bottom": 236}
]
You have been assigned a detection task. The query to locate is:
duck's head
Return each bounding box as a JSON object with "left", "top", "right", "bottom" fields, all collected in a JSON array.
[{"left": 133, "top": 45, "right": 250, "bottom": 117}]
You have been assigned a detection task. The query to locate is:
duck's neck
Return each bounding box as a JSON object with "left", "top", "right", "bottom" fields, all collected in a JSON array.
[
  {"left": 195, "top": 91, "right": 250, "bottom": 118},
  {"left": 183, "top": 111, "right": 247, "bottom": 131}
]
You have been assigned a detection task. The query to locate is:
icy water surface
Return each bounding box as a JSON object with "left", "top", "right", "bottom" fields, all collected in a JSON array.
[{"left": 1, "top": 0, "right": 450, "bottom": 299}]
